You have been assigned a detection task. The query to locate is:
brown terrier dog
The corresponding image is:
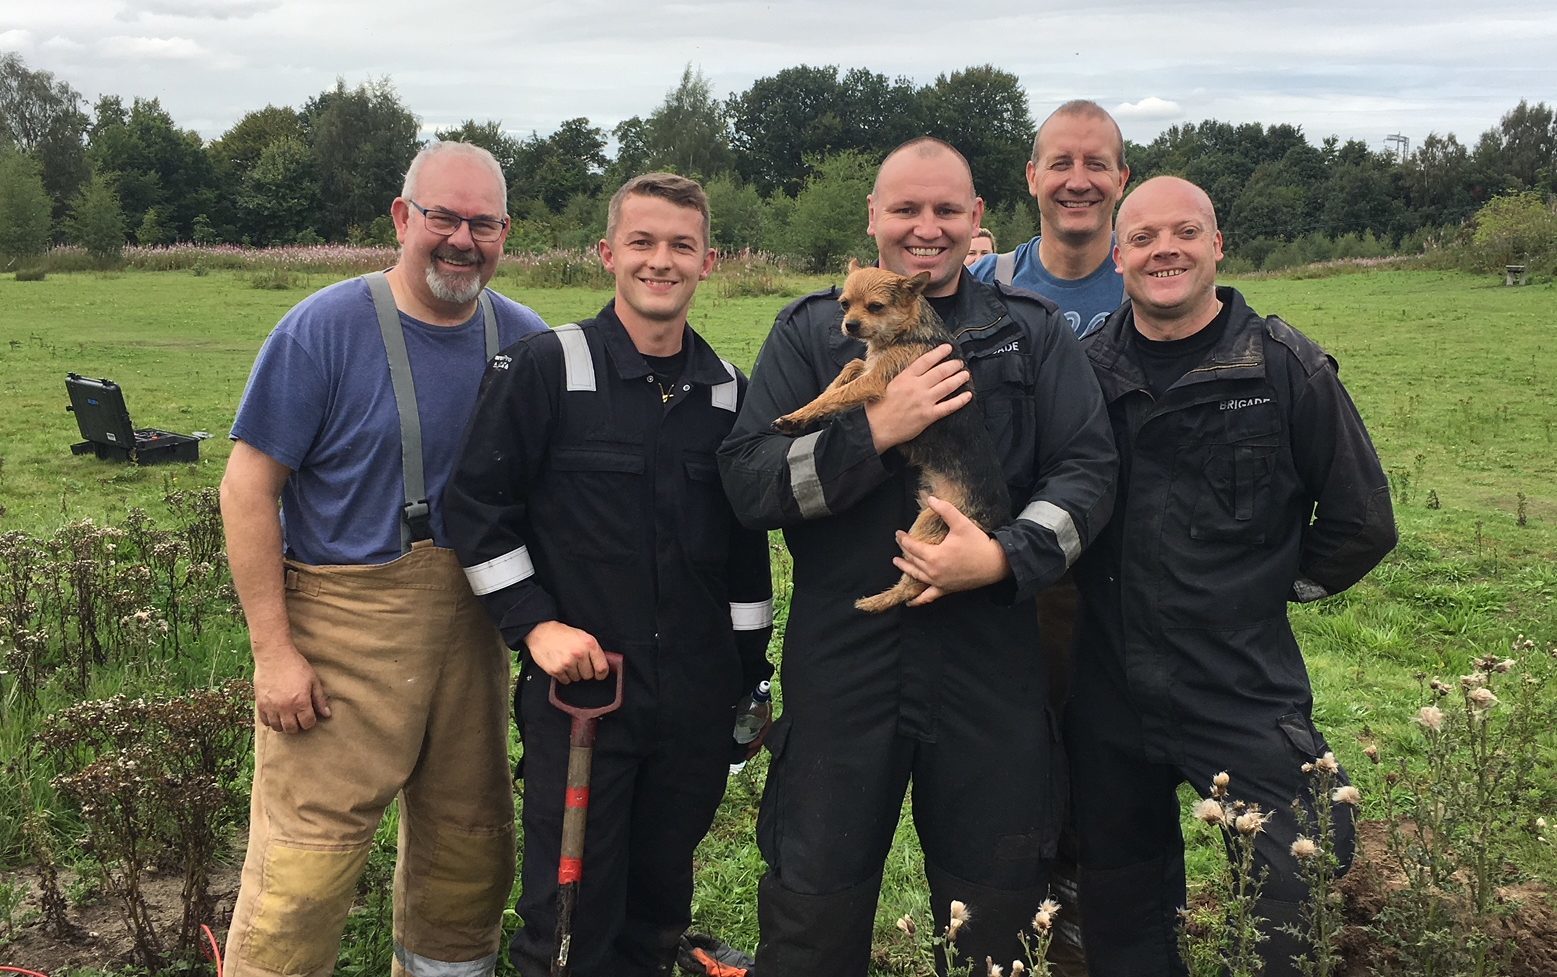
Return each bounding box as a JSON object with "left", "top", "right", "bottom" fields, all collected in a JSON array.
[{"left": 774, "top": 260, "right": 1010, "bottom": 612}]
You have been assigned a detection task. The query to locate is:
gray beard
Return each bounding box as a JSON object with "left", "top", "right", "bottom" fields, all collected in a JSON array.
[{"left": 425, "top": 263, "right": 483, "bottom": 304}]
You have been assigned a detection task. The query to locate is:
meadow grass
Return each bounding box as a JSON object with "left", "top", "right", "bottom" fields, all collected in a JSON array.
[{"left": 1, "top": 266, "right": 1554, "bottom": 972}]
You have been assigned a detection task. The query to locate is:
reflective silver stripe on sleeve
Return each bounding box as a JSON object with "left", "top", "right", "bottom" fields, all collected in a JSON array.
[
  {"left": 786, "top": 431, "right": 830, "bottom": 519},
  {"left": 711, "top": 359, "right": 738, "bottom": 412},
  {"left": 553, "top": 323, "right": 595, "bottom": 392},
  {"left": 394, "top": 945, "right": 498, "bottom": 977},
  {"left": 1292, "top": 577, "right": 1329, "bottom": 603},
  {"left": 1017, "top": 500, "right": 1081, "bottom": 568},
  {"left": 463, "top": 546, "right": 536, "bottom": 596},
  {"left": 730, "top": 599, "right": 774, "bottom": 631}
]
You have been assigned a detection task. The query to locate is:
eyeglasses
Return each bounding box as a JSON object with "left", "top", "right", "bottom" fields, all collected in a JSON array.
[{"left": 408, "top": 200, "right": 510, "bottom": 242}]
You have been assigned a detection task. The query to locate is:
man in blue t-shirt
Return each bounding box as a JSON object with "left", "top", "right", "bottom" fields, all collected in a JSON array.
[
  {"left": 221, "top": 141, "right": 546, "bottom": 977},
  {"left": 969, "top": 100, "right": 1130, "bottom": 339}
]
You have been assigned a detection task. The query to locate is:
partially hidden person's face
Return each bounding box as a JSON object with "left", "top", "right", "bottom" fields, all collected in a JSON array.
[
  {"left": 1027, "top": 113, "right": 1129, "bottom": 247},
  {"left": 965, "top": 234, "right": 995, "bottom": 266},
  {"left": 1113, "top": 181, "right": 1224, "bottom": 324},
  {"left": 393, "top": 154, "right": 509, "bottom": 309},
  {"left": 868, "top": 149, "right": 984, "bottom": 298},
  {"left": 599, "top": 193, "right": 715, "bottom": 328}
]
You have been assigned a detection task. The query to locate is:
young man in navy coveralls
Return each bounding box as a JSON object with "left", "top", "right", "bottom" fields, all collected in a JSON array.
[{"left": 446, "top": 174, "right": 773, "bottom": 977}]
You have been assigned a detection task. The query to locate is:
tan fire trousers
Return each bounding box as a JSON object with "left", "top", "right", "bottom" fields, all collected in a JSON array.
[{"left": 225, "top": 542, "right": 516, "bottom": 977}]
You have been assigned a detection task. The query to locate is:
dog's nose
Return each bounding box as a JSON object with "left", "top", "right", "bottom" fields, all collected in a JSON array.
[{"left": 842, "top": 319, "right": 862, "bottom": 337}]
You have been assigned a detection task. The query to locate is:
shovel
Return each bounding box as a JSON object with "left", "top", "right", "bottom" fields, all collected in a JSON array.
[{"left": 549, "top": 651, "right": 625, "bottom": 977}]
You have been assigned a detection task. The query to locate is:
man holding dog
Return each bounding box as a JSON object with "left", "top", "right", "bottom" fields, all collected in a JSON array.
[
  {"left": 1068, "top": 175, "right": 1396, "bottom": 976},
  {"left": 221, "top": 141, "right": 546, "bottom": 977},
  {"left": 720, "top": 137, "right": 1116, "bottom": 974},
  {"left": 445, "top": 172, "right": 773, "bottom": 977},
  {"left": 969, "top": 100, "right": 1129, "bottom": 339}
]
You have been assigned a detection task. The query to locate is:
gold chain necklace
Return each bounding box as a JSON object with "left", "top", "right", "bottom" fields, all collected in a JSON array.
[{"left": 656, "top": 379, "right": 674, "bottom": 403}]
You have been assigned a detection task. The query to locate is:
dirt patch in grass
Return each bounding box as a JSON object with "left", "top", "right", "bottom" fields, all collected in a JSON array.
[
  {"left": 0, "top": 861, "right": 239, "bottom": 973},
  {"left": 1340, "top": 819, "right": 1557, "bottom": 977}
]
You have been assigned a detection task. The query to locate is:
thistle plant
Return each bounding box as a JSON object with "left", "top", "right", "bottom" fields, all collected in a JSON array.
[
  {"left": 1180, "top": 772, "right": 1269, "bottom": 977},
  {"left": 1284, "top": 753, "right": 1355, "bottom": 977},
  {"left": 1375, "top": 635, "right": 1556, "bottom": 977},
  {"left": 891, "top": 896, "right": 1063, "bottom": 977}
]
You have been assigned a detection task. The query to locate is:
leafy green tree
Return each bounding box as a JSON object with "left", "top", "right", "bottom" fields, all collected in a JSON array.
[
  {"left": 0, "top": 53, "right": 90, "bottom": 223},
  {"left": 705, "top": 174, "right": 765, "bottom": 252},
  {"left": 980, "top": 199, "right": 1036, "bottom": 255},
  {"left": 88, "top": 96, "right": 217, "bottom": 239},
  {"left": 0, "top": 149, "right": 53, "bottom": 259},
  {"left": 729, "top": 65, "right": 848, "bottom": 196},
  {"left": 435, "top": 118, "right": 523, "bottom": 205},
  {"left": 510, "top": 118, "right": 609, "bottom": 213},
  {"left": 1475, "top": 100, "right": 1556, "bottom": 193},
  {"left": 603, "top": 116, "right": 653, "bottom": 191},
  {"left": 920, "top": 66, "right": 1033, "bottom": 211},
  {"left": 67, "top": 171, "right": 126, "bottom": 261},
  {"left": 643, "top": 65, "right": 734, "bottom": 180},
  {"left": 304, "top": 78, "right": 419, "bottom": 240},
  {"left": 136, "top": 206, "right": 174, "bottom": 245},
  {"left": 1404, "top": 132, "right": 1480, "bottom": 229},
  {"left": 1471, "top": 192, "right": 1557, "bottom": 268},
  {"left": 783, "top": 151, "right": 876, "bottom": 271},
  {"left": 1230, "top": 161, "right": 1313, "bottom": 247},
  {"left": 239, "top": 136, "right": 321, "bottom": 245}
]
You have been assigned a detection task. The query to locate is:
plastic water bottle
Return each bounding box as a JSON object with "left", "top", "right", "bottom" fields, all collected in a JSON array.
[{"left": 729, "top": 680, "right": 773, "bottom": 774}]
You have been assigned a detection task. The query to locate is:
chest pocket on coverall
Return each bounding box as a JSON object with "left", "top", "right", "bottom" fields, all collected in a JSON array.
[
  {"left": 548, "top": 445, "right": 645, "bottom": 562},
  {"left": 1188, "top": 407, "right": 1281, "bottom": 546},
  {"left": 965, "top": 344, "right": 1036, "bottom": 497}
]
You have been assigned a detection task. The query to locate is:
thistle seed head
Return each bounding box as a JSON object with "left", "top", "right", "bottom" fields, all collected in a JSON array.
[
  {"left": 1416, "top": 705, "right": 1444, "bottom": 731},
  {"left": 1291, "top": 837, "right": 1320, "bottom": 859},
  {"left": 1331, "top": 785, "right": 1362, "bottom": 806},
  {"left": 1194, "top": 798, "right": 1227, "bottom": 826}
]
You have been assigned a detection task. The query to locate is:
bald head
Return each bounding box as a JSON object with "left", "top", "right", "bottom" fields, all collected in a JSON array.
[
  {"left": 1117, "top": 176, "right": 1218, "bottom": 236},
  {"left": 874, "top": 137, "right": 976, "bottom": 198},
  {"left": 1034, "top": 100, "right": 1125, "bottom": 170}
]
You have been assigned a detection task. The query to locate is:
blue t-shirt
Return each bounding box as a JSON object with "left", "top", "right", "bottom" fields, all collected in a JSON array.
[
  {"left": 231, "top": 276, "right": 548, "bottom": 565},
  {"left": 969, "top": 236, "right": 1124, "bottom": 339}
]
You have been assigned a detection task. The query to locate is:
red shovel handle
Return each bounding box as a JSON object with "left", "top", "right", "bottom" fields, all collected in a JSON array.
[
  {"left": 550, "top": 652, "right": 623, "bottom": 977},
  {"left": 548, "top": 651, "right": 625, "bottom": 732}
]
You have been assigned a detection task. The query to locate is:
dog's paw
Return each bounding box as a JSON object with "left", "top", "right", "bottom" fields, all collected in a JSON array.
[
  {"left": 772, "top": 414, "right": 804, "bottom": 433},
  {"left": 854, "top": 591, "right": 902, "bottom": 614}
]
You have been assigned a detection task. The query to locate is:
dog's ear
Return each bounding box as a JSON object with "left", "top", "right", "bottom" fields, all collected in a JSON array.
[
  {"left": 846, "top": 257, "right": 862, "bottom": 275},
  {"left": 905, "top": 272, "right": 932, "bottom": 296}
]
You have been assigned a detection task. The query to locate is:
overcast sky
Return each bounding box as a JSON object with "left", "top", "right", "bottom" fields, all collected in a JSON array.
[{"left": 5, "top": 1, "right": 1556, "bottom": 156}]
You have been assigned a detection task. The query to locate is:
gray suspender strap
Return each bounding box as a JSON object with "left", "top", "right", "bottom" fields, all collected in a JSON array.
[
  {"left": 994, "top": 250, "right": 1016, "bottom": 287},
  {"left": 365, "top": 271, "right": 432, "bottom": 552},
  {"left": 477, "top": 290, "right": 499, "bottom": 359}
]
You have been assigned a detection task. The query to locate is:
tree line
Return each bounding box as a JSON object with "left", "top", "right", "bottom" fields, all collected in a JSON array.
[{"left": 2, "top": 51, "right": 1555, "bottom": 270}]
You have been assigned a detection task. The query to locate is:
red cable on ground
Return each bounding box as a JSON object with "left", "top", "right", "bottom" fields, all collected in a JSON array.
[
  {"left": 201, "top": 923, "right": 224, "bottom": 977},
  {"left": 1, "top": 967, "right": 51, "bottom": 977}
]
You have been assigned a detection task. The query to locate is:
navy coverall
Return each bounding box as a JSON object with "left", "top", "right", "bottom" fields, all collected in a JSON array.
[
  {"left": 719, "top": 271, "right": 1117, "bottom": 975},
  {"left": 446, "top": 304, "right": 774, "bottom": 977},
  {"left": 1070, "top": 287, "right": 1397, "bottom": 976}
]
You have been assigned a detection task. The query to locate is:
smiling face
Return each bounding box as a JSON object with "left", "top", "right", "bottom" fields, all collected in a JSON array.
[
  {"left": 1027, "top": 110, "right": 1129, "bottom": 248},
  {"left": 391, "top": 152, "right": 508, "bottom": 319},
  {"left": 1114, "top": 177, "right": 1225, "bottom": 335},
  {"left": 965, "top": 231, "right": 995, "bottom": 266},
  {"left": 868, "top": 143, "right": 984, "bottom": 298},
  {"left": 598, "top": 192, "right": 715, "bottom": 333}
]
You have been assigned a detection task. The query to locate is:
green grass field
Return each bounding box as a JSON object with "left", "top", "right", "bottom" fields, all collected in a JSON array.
[{"left": 1, "top": 266, "right": 1554, "bottom": 972}]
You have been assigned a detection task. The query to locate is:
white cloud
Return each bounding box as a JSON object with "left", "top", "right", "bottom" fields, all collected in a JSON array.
[
  {"left": 98, "top": 35, "right": 213, "bottom": 61},
  {"left": 41, "top": 35, "right": 86, "bottom": 53},
  {"left": 0, "top": 29, "right": 35, "bottom": 49},
  {"left": 1114, "top": 97, "right": 1182, "bottom": 121},
  {"left": 118, "top": 0, "right": 280, "bottom": 20}
]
